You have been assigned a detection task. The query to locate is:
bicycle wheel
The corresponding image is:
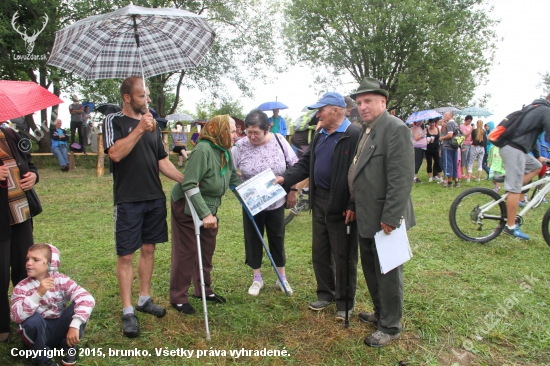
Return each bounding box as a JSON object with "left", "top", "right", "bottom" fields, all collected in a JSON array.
[
  {"left": 541, "top": 208, "right": 550, "bottom": 246},
  {"left": 530, "top": 184, "right": 547, "bottom": 208},
  {"left": 449, "top": 187, "right": 506, "bottom": 243},
  {"left": 284, "top": 196, "right": 310, "bottom": 225}
]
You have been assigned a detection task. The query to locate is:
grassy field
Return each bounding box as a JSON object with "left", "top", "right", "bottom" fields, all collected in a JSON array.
[{"left": 1, "top": 159, "right": 550, "bottom": 366}]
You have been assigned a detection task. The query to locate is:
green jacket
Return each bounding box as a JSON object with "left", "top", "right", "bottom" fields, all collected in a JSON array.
[{"left": 171, "top": 142, "right": 241, "bottom": 219}]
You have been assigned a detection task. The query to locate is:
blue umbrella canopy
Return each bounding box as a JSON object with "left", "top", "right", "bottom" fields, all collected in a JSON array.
[
  {"left": 257, "top": 101, "right": 288, "bottom": 111},
  {"left": 459, "top": 106, "right": 493, "bottom": 117},
  {"left": 406, "top": 110, "right": 442, "bottom": 123},
  {"left": 82, "top": 101, "right": 95, "bottom": 112}
]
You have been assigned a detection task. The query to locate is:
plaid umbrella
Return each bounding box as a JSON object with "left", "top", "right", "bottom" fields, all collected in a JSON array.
[{"left": 47, "top": 4, "right": 215, "bottom": 80}]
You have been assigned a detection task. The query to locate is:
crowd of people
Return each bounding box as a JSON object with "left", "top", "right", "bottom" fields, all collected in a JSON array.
[{"left": 3, "top": 72, "right": 550, "bottom": 365}]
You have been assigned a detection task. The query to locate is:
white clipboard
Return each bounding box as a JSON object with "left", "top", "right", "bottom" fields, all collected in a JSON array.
[{"left": 374, "top": 219, "right": 413, "bottom": 274}]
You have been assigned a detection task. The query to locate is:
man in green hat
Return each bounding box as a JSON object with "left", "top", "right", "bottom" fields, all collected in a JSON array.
[{"left": 348, "top": 77, "right": 416, "bottom": 347}]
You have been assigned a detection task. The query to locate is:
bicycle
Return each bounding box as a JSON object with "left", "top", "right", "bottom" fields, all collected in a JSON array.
[
  {"left": 449, "top": 161, "right": 550, "bottom": 245},
  {"left": 284, "top": 188, "right": 309, "bottom": 225}
]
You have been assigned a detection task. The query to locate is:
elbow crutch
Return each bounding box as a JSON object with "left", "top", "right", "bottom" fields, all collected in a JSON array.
[
  {"left": 184, "top": 187, "right": 211, "bottom": 341},
  {"left": 230, "top": 185, "right": 290, "bottom": 296}
]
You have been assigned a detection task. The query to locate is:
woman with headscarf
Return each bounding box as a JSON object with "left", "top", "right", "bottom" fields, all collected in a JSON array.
[
  {"left": 1, "top": 125, "right": 39, "bottom": 343},
  {"left": 169, "top": 115, "right": 240, "bottom": 315}
]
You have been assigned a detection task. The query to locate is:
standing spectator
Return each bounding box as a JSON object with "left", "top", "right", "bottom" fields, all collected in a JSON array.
[
  {"left": 468, "top": 120, "right": 487, "bottom": 182},
  {"left": 482, "top": 122, "right": 495, "bottom": 178},
  {"left": 171, "top": 122, "right": 188, "bottom": 168},
  {"left": 275, "top": 92, "right": 361, "bottom": 321},
  {"left": 170, "top": 115, "right": 240, "bottom": 314},
  {"left": 268, "top": 108, "right": 288, "bottom": 136},
  {"left": 460, "top": 115, "right": 474, "bottom": 178},
  {"left": 425, "top": 119, "right": 442, "bottom": 182},
  {"left": 0, "top": 124, "right": 39, "bottom": 343},
  {"left": 348, "top": 77, "right": 415, "bottom": 348},
  {"left": 50, "top": 119, "right": 69, "bottom": 172},
  {"left": 82, "top": 105, "right": 91, "bottom": 149},
  {"left": 69, "top": 95, "right": 85, "bottom": 152},
  {"left": 440, "top": 111, "right": 460, "bottom": 187},
  {"left": 232, "top": 110, "right": 299, "bottom": 297},
  {"left": 103, "top": 76, "right": 183, "bottom": 338},
  {"left": 411, "top": 120, "right": 427, "bottom": 183}
]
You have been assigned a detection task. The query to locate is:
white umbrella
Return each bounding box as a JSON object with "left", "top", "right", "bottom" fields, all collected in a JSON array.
[{"left": 166, "top": 113, "right": 194, "bottom": 121}]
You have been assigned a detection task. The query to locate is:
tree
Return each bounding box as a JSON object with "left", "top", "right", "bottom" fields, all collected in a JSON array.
[
  {"left": 70, "top": 0, "right": 283, "bottom": 117},
  {"left": 284, "top": 0, "right": 498, "bottom": 116},
  {"left": 195, "top": 98, "right": 245, "bottom": 120},
  {"left": 539, "top": 71, "right": 550, "bottom": 96}
]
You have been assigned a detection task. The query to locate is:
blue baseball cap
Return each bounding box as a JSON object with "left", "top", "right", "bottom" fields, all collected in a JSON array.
[{"left": 307, "top": 92, "right": 346, "bottom": 109}]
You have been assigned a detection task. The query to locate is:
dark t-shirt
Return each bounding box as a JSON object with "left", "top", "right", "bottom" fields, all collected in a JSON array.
[{"left": 103, "top": 113, "right": 168, "bottom": 204}]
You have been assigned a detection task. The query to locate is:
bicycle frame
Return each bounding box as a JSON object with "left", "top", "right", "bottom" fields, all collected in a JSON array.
[{"left": 475, "top": 174, "right": 550, "bottom": 223}]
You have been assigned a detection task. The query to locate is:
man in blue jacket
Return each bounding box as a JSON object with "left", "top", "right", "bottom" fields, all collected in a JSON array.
[{"left": 268, "top": 108, "right": 288, "bottom": 136}]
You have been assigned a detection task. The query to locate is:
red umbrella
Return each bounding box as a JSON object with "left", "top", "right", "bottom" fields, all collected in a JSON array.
[{"left": 0, "top": 80, "right": 64, "bottom": 121}]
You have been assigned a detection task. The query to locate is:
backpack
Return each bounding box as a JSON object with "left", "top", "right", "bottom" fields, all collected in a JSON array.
[
  {"left": 292, "top": 110, "right": 317, "bottom": 132},
  {"left": 488, "top": 104, "right": 539, "bottom": 147},
  {"left": 449, "top": 125, "right": 465, "bottom": 149}
]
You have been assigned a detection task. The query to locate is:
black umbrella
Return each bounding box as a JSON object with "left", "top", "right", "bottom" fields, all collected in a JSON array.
[{"left": 96, "top": 103, "right": 122, "bottom": 115}]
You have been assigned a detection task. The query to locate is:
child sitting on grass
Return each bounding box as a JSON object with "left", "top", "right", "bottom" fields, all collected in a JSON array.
[{"left": 11, "top": 244, "right": 95, "bottom": 366}]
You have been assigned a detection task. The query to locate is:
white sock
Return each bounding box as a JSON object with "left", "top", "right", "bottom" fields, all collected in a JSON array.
[{"left": 123, "top": 306, "right": 134, "bottom": 315}]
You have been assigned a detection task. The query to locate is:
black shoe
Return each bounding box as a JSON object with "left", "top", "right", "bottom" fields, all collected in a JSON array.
[
  {"left": 136, "top": 298, "right": 166, "bottom": 318},
  {"left": 122, "top": 313, "right": 140, "bottom": 338},
  {"left": 61, "top": 348, "right": 78, "bottom": 366},
  {"left": 193, "top": 293, "right": 226, "bottom": 304},
  {"left": 171, "top": 303, "right": 196, "bottom": 315},
  {"left": 414, "top": 178, "right": 423, "bottom": 184}
]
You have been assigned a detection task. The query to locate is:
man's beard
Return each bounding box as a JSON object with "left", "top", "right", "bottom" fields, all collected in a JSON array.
[{"left": 129, "top": 99, "right": 146, "bottom": 115}]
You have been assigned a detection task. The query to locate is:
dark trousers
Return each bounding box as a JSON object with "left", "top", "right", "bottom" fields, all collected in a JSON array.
[
  {"left": 1, "top": 219, "right": 33, "bottom": 333},
  {"left": 482, "top": 147, "right": 490, "bottom": 176},
  {"left": 170, "top": 199, "right": 218, "bottom": 304},
  {"left": 18, "top": 303, "right": 85, "bottom": 365},
  {"left": 70, "top": 121, "right": 84, "bottom": 148},
  {"left": 312, "top": 187, "right": 358, "bottom": 311},
  {"left": 242, "top": 205, "right": 286, "bottom": 269},
  {"left": 414, "top": 148, "right": 424, "bottom": 174},
  {"left": 359, "top": 236, "right": 403, "bottom": 335},
  {"left": 425, "top": 149, "right": 441, "bottom": 174}
]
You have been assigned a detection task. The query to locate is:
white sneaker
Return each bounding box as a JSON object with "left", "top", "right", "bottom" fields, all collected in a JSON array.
[
  {"left": 276, "top": 279, "right": 293, "bottom": 296},
  {"left": 466, "top": 179, "right": 471, "bottom": 183},
  {"left": 428, "top": 177, "right": 433, "bottom": 182},
  {"left": 248, "top": 281, "right": 264, "bottom": 296}
]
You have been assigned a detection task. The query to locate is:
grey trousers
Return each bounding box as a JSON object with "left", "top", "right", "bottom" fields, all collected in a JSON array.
[
  {"left": 312, "top": 187, "right": 358, "bottom": 311},
  {"left": 359, "top": 236, "right": 403, "bottom": 335}
]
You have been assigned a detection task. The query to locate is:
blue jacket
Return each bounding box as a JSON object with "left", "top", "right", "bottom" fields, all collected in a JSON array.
[{"left": 268, "top": 116, "right": 288, "bottom": 136}]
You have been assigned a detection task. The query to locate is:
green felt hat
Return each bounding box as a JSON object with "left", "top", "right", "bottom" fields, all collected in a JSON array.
[{"left": 350, "top": 77, "right": 389, "bottom": 100}]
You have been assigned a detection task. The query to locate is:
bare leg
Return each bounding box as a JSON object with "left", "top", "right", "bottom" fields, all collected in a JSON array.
[
  {"left": 178, "top": 155, "right": 183, "bottom": 167},
  {"left": 138, "top": 244, "right": 155, "bottom": 297},
  {"left": 117, "top": 253, "right": 135, "bottom": 308},
  {"left": 506, "top": 168, "right": 542, "bottom": 226}
]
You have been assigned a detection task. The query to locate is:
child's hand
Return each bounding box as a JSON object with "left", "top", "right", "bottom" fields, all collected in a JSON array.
[
  {"left": 66, "top": 327, "right": 80, "bottom": 347},
  {"left": 37, "top": 278, "right": 55, "bottom": 296}
]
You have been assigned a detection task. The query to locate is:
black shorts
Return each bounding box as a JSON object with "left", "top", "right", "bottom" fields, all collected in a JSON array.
[
  {"left": 114, "top": 198, "right": 168, "bottom": 256},
  {"left": 172, "top": 146, "right": 187, "bottom": 154}
]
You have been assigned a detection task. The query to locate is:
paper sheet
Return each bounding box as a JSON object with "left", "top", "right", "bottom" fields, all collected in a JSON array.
[
  {"left": 374, "top": 219, "right": 413, "bottom": 274},
  {"left": 234, "top": 168, "right": 287, "bottom": 216}
]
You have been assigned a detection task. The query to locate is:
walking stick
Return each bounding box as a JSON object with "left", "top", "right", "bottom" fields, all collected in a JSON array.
[
  {"left": 184, "top": 187, "right": 211, "bottom": 341},
  {"left": 345, "top": 224, "right": 351, "bottom": 328},
  {"left": 230, "top": 186, "right": 290, "bottom": 296}
]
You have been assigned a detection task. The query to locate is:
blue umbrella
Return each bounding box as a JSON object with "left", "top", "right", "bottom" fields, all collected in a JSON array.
[
  {"left": 257, "top": 101, "right": 288, "bottom": 111},
  {"left": 82, "top": 101, "right": 95, "bottom": 112},
  {"left": 459, "top": 106, "right": 493, "bottom": 117},
  {"left": 406, "top": 110, "right": 442, "bottom": 123}
]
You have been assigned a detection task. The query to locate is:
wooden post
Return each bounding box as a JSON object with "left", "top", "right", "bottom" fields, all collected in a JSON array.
[
  {"left": 162, "top": 130, "right": 169, "bottom": 153},
  {"left": 68, "top": 154, "right": 75, "bottom": 170},
  {"left": 97, "top": 133, "right": 104, "bottom": 177}
]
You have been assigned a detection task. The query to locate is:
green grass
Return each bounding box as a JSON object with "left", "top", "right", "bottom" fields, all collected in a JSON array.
[{"left": 1, "top": 165, "right": 550, "bottom": 366}]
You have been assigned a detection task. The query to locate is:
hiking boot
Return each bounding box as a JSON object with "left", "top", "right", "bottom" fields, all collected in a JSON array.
[
  {"left": 502, "top": 225, "right": 530, "bottom": 240},
  {"left": 171, "top": 303, "right": 195, "bottom": 315},
  {"left": 358, "top": 312, "right": 378, "bottom": 324},
  {"left": 136, "top": 298, "right": 166, "bottom": 318},
  {"left": 61, "top": 347, "right": 77, "bottom": 366},
  {"left": 308, "top": 300, "right": 333, "bottom": 311},
  {"left": 335, "top": 309, "right": 353, "bottom": 321},
  {"left": 248, "top": 281, "right": 264, "bottom": 296},
  {"left": 193, "top": 293, "right": 226, "bottom": 304},
  {"left": 122, "top": 313, "right": 140, "bottom": 338},
  {"left": 276, "top": 279, "right": 293, "bottom": 296},
  {"left": 364, "top": 330, "right": 401, "bottom": 348}
]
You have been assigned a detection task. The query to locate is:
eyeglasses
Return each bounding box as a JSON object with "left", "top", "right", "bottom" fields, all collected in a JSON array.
[{"left": 246, "top": 129, "right": 265, "bottom": 137}]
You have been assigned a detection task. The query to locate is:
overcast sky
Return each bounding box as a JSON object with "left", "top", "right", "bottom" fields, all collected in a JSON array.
[{"left": 49, "top": 0, "right": 549, "bottom": 128}]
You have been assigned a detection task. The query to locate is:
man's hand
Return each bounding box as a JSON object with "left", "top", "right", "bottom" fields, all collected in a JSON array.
[
  {"left": 37, "top": 277, "right": 55, "bottom": 297},
  {"left": 0, "top": 165, "right": 8, "bottom": 181},
  {"left": 20, "top": 172, "right": 37, "bottom": 191},
  {"left": 343, "top": 210, "right": 356, "bottom": 224},
  {"left": 286, "top": 191, "right": 297, "bottom": 208},
  {"left": 137, "top": 112, "right": 154, "bottom": 133},
  {"left": 66, "top": 327, "right": 80, "bottom": 347},
  {"left": 274, "top": 176, "right": 285, "bottom": 186},
  {"left": 381, "top": 222, "right": 395, "bottom": 235},
  {"left": 538, "top": 156, "right": 548, "bottom": 164},
  {"left": 202, "top": 214, "right": 217, "bottom": 229}
]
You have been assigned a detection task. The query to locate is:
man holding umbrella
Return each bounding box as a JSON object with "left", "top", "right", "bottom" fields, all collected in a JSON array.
[
  {"left": 103, "top": 76, "right": 183, "bottom": 338},
  {"left": 275, "top": 92, "right": 360, "bottom": 321},
  {"left": 268, "top": 108, "right": 288, "bottom": 136}
]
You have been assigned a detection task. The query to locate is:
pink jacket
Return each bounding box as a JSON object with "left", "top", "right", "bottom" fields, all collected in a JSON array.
[{"left": 10, "top": 245, "right": 95, "bottom": 329}]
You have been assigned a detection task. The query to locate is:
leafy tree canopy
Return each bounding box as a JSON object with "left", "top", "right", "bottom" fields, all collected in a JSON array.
[
  {"left": 539, "top": 71, "right": 550, "bottom": 97},
  {"left": 284, "top": 0, "right": 499, "bottom": 116},
  {"left": 195, "top": 97, "right": 245, "bottom": 120}
]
